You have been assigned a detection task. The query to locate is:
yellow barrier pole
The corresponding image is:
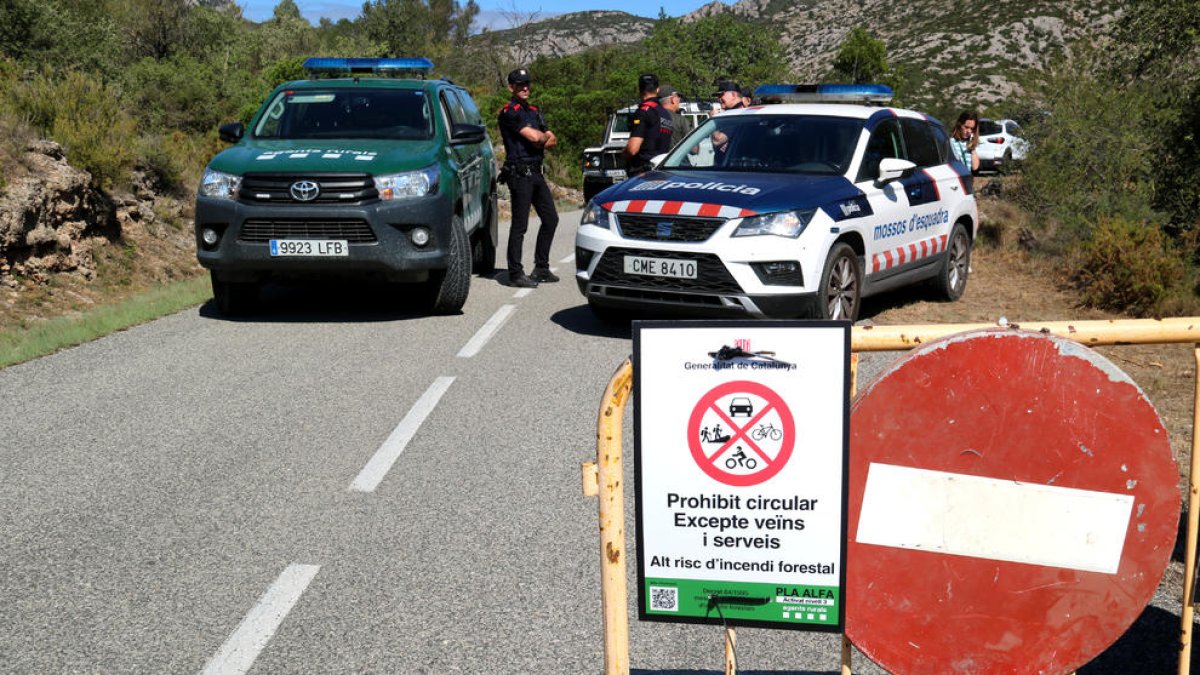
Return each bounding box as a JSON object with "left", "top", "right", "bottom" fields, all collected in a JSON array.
[
  {"left": 851, "top": 317, "right": 1200, "bottom": 351},
  {"left": 1181, "top": 347, "right": 1200, "bottom": 674},
  {"left": 725, "top": 627, "right": 736, "bottom": 674},
  {"left": 841, "top": 353, "right": 858, "bottom": 675},
  {"left": 582, "top": 358, "right": 634, "bottom": 675}
]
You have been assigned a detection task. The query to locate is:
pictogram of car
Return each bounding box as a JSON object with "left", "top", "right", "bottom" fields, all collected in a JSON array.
[{"left": 729, "top": 397, "right": 753, "bottom": 417}]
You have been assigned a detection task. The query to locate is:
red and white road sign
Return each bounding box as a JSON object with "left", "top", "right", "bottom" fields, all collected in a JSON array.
[
  {"left": 846, "top": 329, "right": 1180, "bottom": 674},
  {"left": 687, "top": 381, "right": 795, "bottom": 487}
]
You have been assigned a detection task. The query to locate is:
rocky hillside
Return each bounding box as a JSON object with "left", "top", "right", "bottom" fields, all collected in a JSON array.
[
  {"left": 488, "top": 0, "right": 1120, "bottom": 110},
  {"left": 477, "top": 10, "right": 656, "bottom": 63},
  {"left": 0, "top": 139, "right": 196, "bottom": 295}
]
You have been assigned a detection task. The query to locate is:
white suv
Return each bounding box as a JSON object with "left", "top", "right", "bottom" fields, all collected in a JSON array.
[
  {"left": 575, "top": 84, "right": 978, "bottom": 321},
  {"left": 976, "top": 118, "right": 1030, "bottom": 172}
]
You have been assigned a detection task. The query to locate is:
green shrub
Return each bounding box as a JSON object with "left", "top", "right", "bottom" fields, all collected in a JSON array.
[
  {"left": 1073, "top": 216, "right": 1188, "bottom": 316},
  {"left": 7, "top": 69, "right": 137, "bottom": 189}
]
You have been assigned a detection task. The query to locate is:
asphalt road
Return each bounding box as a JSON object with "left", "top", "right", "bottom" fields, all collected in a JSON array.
[{"left": 0, "top": 208, "right": 1193, "bottom": 674}]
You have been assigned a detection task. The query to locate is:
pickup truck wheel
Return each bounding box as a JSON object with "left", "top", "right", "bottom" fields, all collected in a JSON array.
[
  {"left": 471, "top": 196, "right": 497, "bottom": 275},
  {"left": 425, "top": 215, "right": 470, "bottom": 314},
  {"left": 210, "top": 271, "right": 256, "bottom": 317}
]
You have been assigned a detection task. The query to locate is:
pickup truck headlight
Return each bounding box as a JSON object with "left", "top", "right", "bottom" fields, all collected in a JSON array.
[
  {"left": 580, "top": 200, "right": 615, "bottom": 230},
  {"left": 732, "top": 209, "right": 815, "bottom": 238},
  {"left": 376, "top": 165, "right": 439, "bottom": 200},
  {"left": 199, "top": 168, "right": 241, "bottom": 200}
]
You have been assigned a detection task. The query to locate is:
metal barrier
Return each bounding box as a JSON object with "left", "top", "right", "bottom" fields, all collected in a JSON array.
[{"left": 582, "top": 317, "right": 1200, "bottom": 675}]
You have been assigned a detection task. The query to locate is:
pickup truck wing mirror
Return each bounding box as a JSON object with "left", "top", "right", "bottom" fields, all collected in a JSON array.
[
  {"left": 877, "top": 157, "right": 916, "bottom": 183},
  {"left": 218, "top": 122, "right": 244, "bottom": 144},
  {"left": 450, "top": 123, "right": 487, "bottom": 145}
]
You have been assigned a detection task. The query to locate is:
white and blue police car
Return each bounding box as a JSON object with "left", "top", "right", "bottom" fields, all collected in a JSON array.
[{"left": 574, "top": 84, "right": 977, "bottom": 321}]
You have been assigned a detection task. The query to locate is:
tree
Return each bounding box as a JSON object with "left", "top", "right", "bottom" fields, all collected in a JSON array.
[
  {"left": 830, "top": 27, "right": 887, "bottom": 84},
  {"left": 360, "top": 0, "right": 479, "bottom": 59}
]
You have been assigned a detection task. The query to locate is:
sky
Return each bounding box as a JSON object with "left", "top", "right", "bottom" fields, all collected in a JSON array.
[{"left": 238, "top": 0, "right": 730, "bottom": 30}]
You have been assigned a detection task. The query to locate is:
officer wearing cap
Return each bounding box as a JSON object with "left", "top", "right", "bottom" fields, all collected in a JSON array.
[
  {"left": 739, "top": 86, "right": 754, "bottom": 108},
  {"left": 713, "top": 80, "right": 745, "bottom": 112},
  {"left": 498, "top": 68, "right": 559, "bottom": 287},
  {"left": 624, "top": 73, "right": 672, "bottom": 176}
]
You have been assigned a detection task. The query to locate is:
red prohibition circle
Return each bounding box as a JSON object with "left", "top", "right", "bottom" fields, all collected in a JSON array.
[{"left": 687, "top": 380, "right": 795, "bottom": 487}]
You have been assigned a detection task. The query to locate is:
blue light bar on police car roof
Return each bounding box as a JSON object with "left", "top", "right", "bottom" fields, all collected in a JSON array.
[
  {"left": 302, "top": 57, "right": 434, "bottom": 76},
  {"left": 753, "top": 83, "right": 893, "bottom": 104}
]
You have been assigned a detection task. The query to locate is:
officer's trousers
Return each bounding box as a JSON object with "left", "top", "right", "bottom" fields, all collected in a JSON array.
[{"left": 506, "top": 172, "right": 559, "bottom": 277}]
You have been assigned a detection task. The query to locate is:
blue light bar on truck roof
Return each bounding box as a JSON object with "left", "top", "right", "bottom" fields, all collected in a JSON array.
[
  {"left": 753, "top": 83, "right": 893, "bottom": 105},
  {"left": 302, "top": 57, "right": 435, "bottom": 77}
]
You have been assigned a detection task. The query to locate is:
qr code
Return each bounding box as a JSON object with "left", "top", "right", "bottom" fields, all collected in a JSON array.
[{"left": 649, "top": 586, "right": 678, "bottom": 611}]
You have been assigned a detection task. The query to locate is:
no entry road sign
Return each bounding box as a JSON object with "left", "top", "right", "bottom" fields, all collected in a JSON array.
[{"left": 846, "top": 329, "right": 1180, "bottom": 674}]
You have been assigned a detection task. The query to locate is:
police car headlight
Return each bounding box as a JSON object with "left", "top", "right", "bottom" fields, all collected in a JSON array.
[
  {"left": 376, "top": 165, "right": 439, "bottom": 200},
  {"left": 199, "top": 168, "right": 241, "bottom": 200},
  {"left": 580, "top": 201, "right": 615, "bottom": 230},
  {"left": 732, "top": 209, "right": 815, "bottom": 238}
]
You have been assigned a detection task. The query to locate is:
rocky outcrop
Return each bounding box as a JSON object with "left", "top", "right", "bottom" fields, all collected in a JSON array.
[{"left": 0, "top": 141, "right": 117, "bottom": 285}]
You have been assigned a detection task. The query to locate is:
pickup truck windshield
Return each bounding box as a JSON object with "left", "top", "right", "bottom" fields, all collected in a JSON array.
[{"left": 253, "top": 88, "right": 434, "bottom": 140}]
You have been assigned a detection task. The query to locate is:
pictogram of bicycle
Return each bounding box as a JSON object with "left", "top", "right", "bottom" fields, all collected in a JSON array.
[
  {"left": 751, "top": 422, "right": 783, "bottom": 442},
  {"left": 725, "top": 446, "right": 758, "bottom": 470}
]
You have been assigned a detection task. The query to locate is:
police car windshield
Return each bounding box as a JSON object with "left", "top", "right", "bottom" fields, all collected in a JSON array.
[
  {"left": 662, "top": 114, "right": 861, "bottom": 175},
  {"left": 253, "top": 89, "right": 434, "bottom": 140}
]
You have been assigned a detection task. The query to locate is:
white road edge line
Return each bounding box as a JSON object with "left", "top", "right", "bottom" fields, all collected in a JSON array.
[
  {"left": 457, "top": 304, "right": 515, "bottom": 358},
  {"left": 513, "top": 288, "right": 534, "bottom": 299},
  {"left": 350, "top": 376, "right": 456, "bottom": 493},
  {"left": 200, "top": 563, "right": 321, "bottom": 675},
  {"left": 559, "top": 253, "right": 575, "bottom": 264}
]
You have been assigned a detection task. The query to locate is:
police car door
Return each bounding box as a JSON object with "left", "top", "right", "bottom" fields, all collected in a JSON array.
[
  {"left": 899, "top": 117, "right": 959, "bottom": 276},
  {"left": 853, "top": 117, "right": 916, "bottom": 284},
  {"left": 440, "top": 89, "right": 484, "bottom": 232}
]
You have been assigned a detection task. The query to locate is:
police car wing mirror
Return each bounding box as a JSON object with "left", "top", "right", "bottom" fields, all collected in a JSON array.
[
  {"left": 877, "top": 157, "right": 916, "bottom": 183},
  {"left": 650, "top": 153, "right": 668, "bottom": 169},
  {"left": 218, "top": 122, "right": 244, "bottom": 144},
  {"left": 450, "top": 123, "right": 487, "bottom": 145}
]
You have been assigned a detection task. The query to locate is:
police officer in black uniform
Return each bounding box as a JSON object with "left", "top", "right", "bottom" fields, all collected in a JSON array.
[
  {"left": 498, "top": 68, "right": 560, "bottom": 288},
  {"left": 624, "top": 74, "right": 673, "bottom": 177}
]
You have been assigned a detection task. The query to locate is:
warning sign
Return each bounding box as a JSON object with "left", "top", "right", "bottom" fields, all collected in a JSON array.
[{"left": 633, "top": 321, "right": 849, "bottom": 631}]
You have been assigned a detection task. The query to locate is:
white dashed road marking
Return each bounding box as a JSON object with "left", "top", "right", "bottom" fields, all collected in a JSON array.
[
  {"left": 350, "top": 376, "right": 456, "bottom": 493},
  {"left": 200, "top": 564, "right": 321, "bottom": 675},
  {"left": 457, "top": 304, "right": 516, "bottom": 358}
]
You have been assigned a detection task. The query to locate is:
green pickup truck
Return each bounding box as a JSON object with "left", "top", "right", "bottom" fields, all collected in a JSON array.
[{"left": 195, "top": 57, "right": 498, "bottom": 316}]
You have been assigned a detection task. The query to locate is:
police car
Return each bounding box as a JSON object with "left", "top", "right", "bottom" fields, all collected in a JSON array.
[{"left": 575, "top": 84, "right": 977, "bottom": 321}]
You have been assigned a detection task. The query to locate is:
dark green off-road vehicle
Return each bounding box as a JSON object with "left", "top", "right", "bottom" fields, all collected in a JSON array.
[{"left": 195, "top": 57, "right": 498, "bottom": 315}]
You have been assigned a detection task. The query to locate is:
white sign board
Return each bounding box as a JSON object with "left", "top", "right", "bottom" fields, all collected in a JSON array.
[{"left": 634, "top": 321, "right": 849, "bottom": 630}]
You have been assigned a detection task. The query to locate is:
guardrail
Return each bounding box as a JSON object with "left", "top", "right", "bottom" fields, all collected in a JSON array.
[{"left": 582, "top": 317, "right": 1200, "bottom": 675}]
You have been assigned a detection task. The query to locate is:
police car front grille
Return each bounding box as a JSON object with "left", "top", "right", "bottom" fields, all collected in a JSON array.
[
  {"left": 591, "top": 248, "right": 741, "bottom": 294},
  {"left": 239, "top": 218, "right": 377, "bottom": 242},
  {"left": 239, "top": 173, "right": 378, "bottom": 204},
  {"left": 616, "top": 215, "right": 726, "bottom": 242}
]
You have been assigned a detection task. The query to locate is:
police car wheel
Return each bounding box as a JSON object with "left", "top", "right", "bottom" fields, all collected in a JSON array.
[
  {"left": 816, "top": 243, "right": 862, "bottom": 321},
  {"left": 933, "top": 223, "right": 971, "bottom": 301},
  {"left": 425, "top": 215, "right": 471, "bottom": 314},
  {"left": 210, "top": 271, "right": 256, "bottom": 317}
]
